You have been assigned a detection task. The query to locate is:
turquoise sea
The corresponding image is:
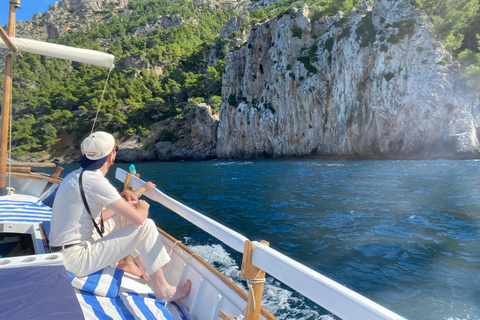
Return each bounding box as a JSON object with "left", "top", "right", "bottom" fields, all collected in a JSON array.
[{"left": 58, "top": 159, "right": 480, "bottom": 320}]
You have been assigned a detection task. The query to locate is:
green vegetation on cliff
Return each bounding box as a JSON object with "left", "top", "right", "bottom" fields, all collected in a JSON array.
[
  {"left": 1, "top": 0, "right": 480, "bottom": 157},
  {"left": 3, "top": 0, "right": 233, "bottom": 156},
  {"left": 413, "top": 0, "right": 480, "bottom": 86}
]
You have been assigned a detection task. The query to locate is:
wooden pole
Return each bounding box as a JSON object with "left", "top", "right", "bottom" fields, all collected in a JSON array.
[
  {"left": 0, "top": 2, "right": 17, "bottom": 193},
  {"left": 241, "top": 240, "right": 270, "bottom": 320},
  {"left": 123, "top": 172, "right": 132, "bottom": 191},
  {"left": 40, "top": 166, "right": 64, "bottom": 195},
  {"left": 6, "top": 162, "right": 57, "bottom": 168}
]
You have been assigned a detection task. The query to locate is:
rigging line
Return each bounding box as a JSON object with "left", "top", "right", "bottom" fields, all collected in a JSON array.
[
  {"left": 0, "top": 52, "right": 5, "bottom": 80},
  {"left": 91, "top": 67, "right": 113, "bottom": 134},
  {"left": 8, "top": 86, "right": 12, "bottom": 191},
  {"left": 7, "top": 55, "right": 13, "bottom": 191}
]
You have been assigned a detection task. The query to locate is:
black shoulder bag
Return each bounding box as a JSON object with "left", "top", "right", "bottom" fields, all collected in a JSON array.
[{"left": 79, "top": 169, "right": 104, "bottom": 237}]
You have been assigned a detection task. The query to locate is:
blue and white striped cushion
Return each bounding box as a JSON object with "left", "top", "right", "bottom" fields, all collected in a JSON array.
[
  {"left": 68, "top": 267, "right": 124, "bottom": 298},
  {"left": 75, "top": 291, "right": 186, "bottom": 320},
  {"left": 0, "top": 200, "right": 52, "bottom": 222}
]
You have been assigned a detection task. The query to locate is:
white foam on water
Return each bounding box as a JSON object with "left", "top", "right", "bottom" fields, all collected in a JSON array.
[
  {"left": 213, "top": 161, "right": 254, "bottom": 167},
  {"left": 188, "top": 243, "right": 246, "bottom": 290},
  {"left": 189, "top": 243, "right": 332, "bottom": 320}
]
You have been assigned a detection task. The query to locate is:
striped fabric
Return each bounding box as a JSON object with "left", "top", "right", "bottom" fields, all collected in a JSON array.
[
  {"left": 75, "top": 290, "right": 191, "bottom": 320},
  {"left": 0, "top": 200, "right": 51, "bottom": 222},
  {"left": 68, "top": 267, "right": 124, "bottom": 298}
]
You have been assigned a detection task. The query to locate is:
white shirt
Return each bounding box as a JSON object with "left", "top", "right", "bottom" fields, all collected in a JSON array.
[{"left": 49, "top": 168, "right": 121, "bottom": 246}]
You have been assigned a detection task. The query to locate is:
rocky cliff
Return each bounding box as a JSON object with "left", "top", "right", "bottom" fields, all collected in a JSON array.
[
  {"left": 10, "top": 0, "right": 480, "bottom": 162},
  {"left": 217, "top": 0, "right": 480, "bottom": 159},
  {"left": 115, "top": 101, "right": 219, "bottom": 162},
  {"left": 12, "top": 0, "right": 265, "bottom": 41},
  {"left": 14, "top": 0, "right": 130, "bottom": 40}
]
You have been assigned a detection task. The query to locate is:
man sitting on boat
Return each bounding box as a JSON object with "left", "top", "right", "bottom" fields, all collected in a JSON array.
[{"left": 48, "top": 131, "right": 191, "bottom": 302}]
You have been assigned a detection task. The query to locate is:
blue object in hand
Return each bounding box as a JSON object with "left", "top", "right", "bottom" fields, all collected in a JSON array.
[{"left": 129, "top": 164, "right": 136, "bottom": 176}]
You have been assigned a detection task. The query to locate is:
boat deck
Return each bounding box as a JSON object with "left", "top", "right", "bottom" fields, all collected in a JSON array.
[
  {"left": 0, "top": 193, "right": 271, "bottom": 320},
  {"left": 0, "top": 193, "right": 189, "bottom": 320},
  {"left": 0, "top": 265, "right": 84, "bottom": 320}
]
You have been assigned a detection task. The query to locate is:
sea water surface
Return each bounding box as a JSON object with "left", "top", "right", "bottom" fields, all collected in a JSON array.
[{"left": 63, "top": 159, "right": 479, "bottom": 320}]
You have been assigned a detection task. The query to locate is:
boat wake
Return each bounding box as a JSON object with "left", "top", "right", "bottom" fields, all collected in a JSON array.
[{"left": 189, "top": 243, "right": 334, "bottom": 320}]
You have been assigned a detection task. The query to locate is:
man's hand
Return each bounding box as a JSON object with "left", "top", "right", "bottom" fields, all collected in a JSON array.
[
  {"left": 121, "top": 189, "right": 138, "bottom": 202},
  {"left": 136, "top": 182, "right": 156, "bottom": 195},
  {"left": 137, "top": 200, "right": 150, "bottom": 211},
  {"left": 144, "top": 182, "right": 156, "bottom": 191},
  {"left": 126, "top": 200, "right": 138, "bottom": 208},
  {"left": 111, "top": 183, "right": 152, "bottom": 225}
]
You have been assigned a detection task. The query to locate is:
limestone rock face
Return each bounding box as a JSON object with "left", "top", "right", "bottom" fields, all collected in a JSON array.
[
  {"left": 12, "top": 0, "right": 262, "bottom": 41},
  {"left": 152, "top": 102, "right": 219, "bottom": 161},
  {"left": 182, "top": 102, "right": 219, "bottom": 158},
  {"left": 117, "top": 147, "right": 156, "bottom": 163},
  {"left": 220, "top": 15, "right": 249, "bottom": 39},
  {"left": 133, "top": 14, "right": 199, "bottom": 37},
  {"left": 14, "top": 0, "right": 131, "bottom": 40},
  {"left": 248, "top": 0, "right": 283, "bottom": 11},
  {"left": 59, "top": 0, "right": 130, "bottom": 12},
  {"left": 217, "top": 0, "right": 480, "bottom": 159},
  {"left": 116, "top": 102, "right": 219, "bottom": 161}
]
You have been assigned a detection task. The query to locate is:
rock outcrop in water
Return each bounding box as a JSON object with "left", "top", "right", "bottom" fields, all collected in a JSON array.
[{"left": 217, "top": 0, "right": 480, "bottom": 159}]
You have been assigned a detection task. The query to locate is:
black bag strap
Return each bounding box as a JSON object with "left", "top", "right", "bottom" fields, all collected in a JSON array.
[{"left": 79, "top": 169, "right": 104, "bottom": 237}]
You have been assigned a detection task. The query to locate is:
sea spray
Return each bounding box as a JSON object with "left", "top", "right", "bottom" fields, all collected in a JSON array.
[{"left": 188, "top": 243, "right": 329, "bottom": 320}]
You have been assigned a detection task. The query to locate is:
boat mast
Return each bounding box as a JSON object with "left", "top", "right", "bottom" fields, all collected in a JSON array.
[{"left": 0, "top": 0, "right": 20, "bottom": 195}]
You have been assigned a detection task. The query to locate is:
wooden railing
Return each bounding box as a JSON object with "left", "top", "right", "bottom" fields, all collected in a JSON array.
[{"left": 4, "top": 163, "right": 63, "bottom": 191}]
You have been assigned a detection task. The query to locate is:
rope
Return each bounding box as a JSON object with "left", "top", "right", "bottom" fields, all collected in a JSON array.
[
  {"left": 0, "top": 53, "right": 5, "bottom": 84},
  {"left": 240, "top": 268, "right": 266, "bottom": 317},
  {"left": 90, "top": 67, "right": 113, "bottom": 134},
  {"left": 173, "top": 240, "right": 195, "bottom": 260},
  {"left": 247, "top": 269, "right": 266, "bottom": 312},
  {"left": 0, "top": 50, "right": 5, "bottom": 73}
]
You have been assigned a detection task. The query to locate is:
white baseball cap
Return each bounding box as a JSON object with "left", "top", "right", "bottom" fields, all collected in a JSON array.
[{"left": 80, "top": 131, "right": 116, "bottom": 170}]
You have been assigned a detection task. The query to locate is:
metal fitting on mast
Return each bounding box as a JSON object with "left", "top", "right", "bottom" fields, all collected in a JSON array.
[{"left": 10, "top": 0, "right": 20, "bottom": 9}]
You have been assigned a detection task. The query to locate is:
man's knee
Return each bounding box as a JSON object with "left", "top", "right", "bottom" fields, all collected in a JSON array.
[
  {"left": 139, "top": 219, "right": 161, "bottom": 243},
  {"left": 142, "top": 218, "right": 157, "bottom": 231}
]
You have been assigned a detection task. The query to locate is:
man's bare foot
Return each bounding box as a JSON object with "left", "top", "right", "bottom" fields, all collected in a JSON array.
[
  {"left": 135, "top": 257, "right": 151, "bottom": 282},
  {"left": 138, "top": 248, "right": 174, "bottom": 282},
  {"left": 123, "top": 261, "right": 143, "bottom": 278},
  {"left": 117, "top": 256, "right": 143, "bottom": 278},
  {"left": 155, "top": 279, "right": 192, "bottom": 302}
]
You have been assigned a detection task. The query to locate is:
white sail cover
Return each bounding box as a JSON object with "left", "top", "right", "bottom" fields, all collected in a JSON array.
[{"left": 0, "top": 37, "right": 114, "bottom": 69}]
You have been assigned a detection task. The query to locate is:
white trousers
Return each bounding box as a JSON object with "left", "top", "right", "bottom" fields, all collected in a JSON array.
[{"left": 62, "top": 215, "right": 171, "bottom": 277}]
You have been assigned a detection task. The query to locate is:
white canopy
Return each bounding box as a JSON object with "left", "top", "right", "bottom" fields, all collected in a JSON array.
[{"left": 0, "top": 37, "right": 114, "bottom": 69}]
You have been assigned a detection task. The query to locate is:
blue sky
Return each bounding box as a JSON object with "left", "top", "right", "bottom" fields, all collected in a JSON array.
[{"left": 1, "top": 0, "right": 59, "bottom": 26}]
